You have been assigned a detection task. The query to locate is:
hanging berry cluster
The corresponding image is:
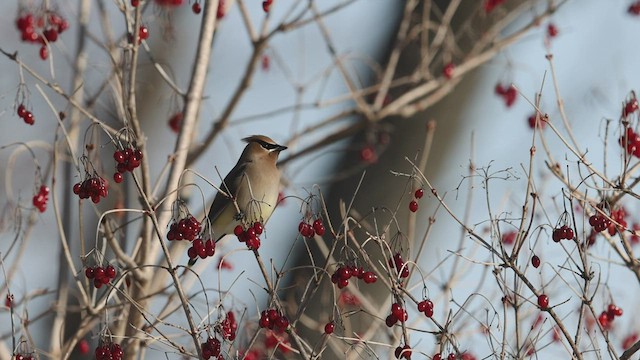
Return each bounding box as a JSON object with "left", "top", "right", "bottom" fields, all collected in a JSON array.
[
  {"left": 551, "top": 225, "right": 574, "bottom": 242},
  {"left": 73, "top": 175, "right": 108, "bottom": 203},
  {"left": 607, "top": 207, "right": 627, "bottom": 235},
  {"left": 167, "top": 215, "right": 202, "bottom": 241},
  {"left": 259, "top": 309, "right": 289, "bottom": 333},
  {"left": 298, "top": 218, "right": 325, "bottom": 238},
  {"left": 494, "top": 83, "right": 517, "bottom": 107},
  {"left": 394, "top": 344, "right": 412, "bottom": 359},
  {"left": 417, "top": 299, "right": 434, "bottom": 318},
  {"left": 32, "top": 185, "right": 49, "bottom": 212},
  {"left": 234, "top": 222, "right": 264, "bottom": 250},
  {"left": 389, "top": 252, "right": 410, "bottom": 279},
  {"left": 13, "top": 354, "right": 34, "bottom": 360},
  {"left": 16, "top": 104, "right": 35, "bottom": 125},
  {"left": 94, "top": 342, "right": 123, "bottom": 360},
  {"left": 619, "top": 127, "right": 640, "bottom": 158},
  {"left": 598, "top": 303, "right": 623, "bottom": 329},
  {"left": 409, "top": 188, "right": 423, "bottom": 212},
  {"left": 15, "top": 10, "right": 69, "bottom": 60},
  {"left": 330, "top": 264, "right": 377, "bottom": 289},
  {"left": 218, "top": 311, "right": 237, "bottom": 341},
  {"left": 85, "top": 265, "right": 117, "bottom": 289},
  {"left": 589, "top": 211, "right": 612, "bottom": 233},
  {"left": 385, "top": 302, "right": 408, "bottom": 327},
  {"left": 187, "top": 238, "right": 216, "bottom": 261},
  {"left": 200, "top": 336, "right": 222, "bottom": 360},
  {"left": 112, "top": 147, "right": 143, "bottom": 183}
]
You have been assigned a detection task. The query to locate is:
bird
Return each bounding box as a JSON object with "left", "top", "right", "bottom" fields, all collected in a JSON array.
[{"left": 202, "top": 135, "right": 287, "bottom": 246}]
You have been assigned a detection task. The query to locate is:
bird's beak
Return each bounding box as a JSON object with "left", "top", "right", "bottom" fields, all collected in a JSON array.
[{"left": 276, "top": 144, "right": 287, "bottom": 152}]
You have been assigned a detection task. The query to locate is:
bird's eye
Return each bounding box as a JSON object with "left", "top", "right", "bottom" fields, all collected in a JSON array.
[{"left": 258, "top": 140, "right": 278, "bottom": 150}]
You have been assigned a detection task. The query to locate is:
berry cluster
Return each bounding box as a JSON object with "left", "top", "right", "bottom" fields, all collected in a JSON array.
[
  {"left": 298, "top": 218, "right": 325, "bottom": 238},
  {"left": 394, "top": 345, "right": 412, "bottom": 359},
  {"left": 112, "top": 147, "right": 143, "bottom": 183},
  {"left": 385, "top": 302, "right": 408, "bottom": 327},
  {"left": 409, "top": 188, "right": 424, "bottom": 213},
  {"left": 630, "top": 1, "right": 640, "bottom": 15},
  {"left": 330, "top": 264, "right": 377, "bottom": 289},
  {"left": 619, "top": 127, "right": 640, "bottom": 157},
  {"left": 15, "top": 10, "right": 68, "bottom": 60},
  {"left": 95, "top": 342, "right": 123, "bottom": 360},
  {"left": 17, "top": 104, "right": 35, "bottom": 125},
  {"left": 442, "top": 62, "right": 455, "bottom": 79},
  {"left": 494, "top": 83, "right": 517, "bottom": 107},
  {"left": 13, "top": 354, "right": 34, "bottom": 360},
  {"left": 262, "top": 0, "right": 273, "bottom": 12},
  {"left": 201, "top": 336, "right": 222, "bottom": 360},
  {"left": 234, "top": 222, "right": 264, "bottom": 250},
  {"left": 85, "top": 265, "right": 117, "bottom": 289},
  {"left": 598, "top": 303, "right": 623, "bottom": 329},
  {"left": 167, "top": 215, "right": 202, "bottom": 241},
  {"left": 607, "top": 207, "right": 627, "bottom": 235},
  {"left": 73, "top": 175, "right": 108, "bottom": 203},
  {"left": 32, "top": 185, "right": 49, "bottom": 212},
  {"left": 483, "top": 0, "right": 506, "bottom": 13},
  {"left": 388, "top": 252, "right": 410, "bottom": 279},
  {"left": 187, "top": 239, "right": 216, "bottom": 261},
  {"left": 168, "top": 112, "right": 182, "bottom": 133},
  {"left": 217, "top": 311, "right": 237, "bottom": 341},
  {"left": 417, "top": 299, "right": 434, "bottom": 317},
  {"left": 128, "top": 25, "right": 149, "bottom": 44},
  {"left": 501, "top": 230, "right": 516, "bottom": 245},
  {"left": 589, "top": 212, "right": 612, "bottom": 233},
  {"left": 259, "top": 309, "right": 289, "bottom": 333},
  {"left": 552, "top": 225, "right": 574, "bottom": 242}
]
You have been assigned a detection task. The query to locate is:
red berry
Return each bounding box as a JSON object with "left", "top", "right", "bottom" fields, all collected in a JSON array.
[
  {"left": 23, "top": 111, "right": 35, "bottom": 125},
  {"left": 409, "top": 200, "right": 418, "bottom": 212},
  {"left": 362, "top": 271, "right": 377, "bottom": 284},
  {"left": 262, "top": 0, "right": 271, "bottom": 12},
  {"left": 105, "top": 265, "right": 117, "bottom": 279},
  {"left": 39, "top": 45, "right": 49, "bottom": 60},
  {"left": 234, "top": 225, "right": 244, "bottom": 237},
  {"left": 442, "top": 62, "right": 455, "bottom": 79},
  {"left": 192, "top": 2, "right": 202, "bottom": 14},
  {"left": 414, "top": 188, "right": 424, "bottom": 199},
  {"left": 433, "top": 354, "right": 442, "bottom": 360},
  {"left": 253, "top": 221, "right": 264, "bottom": 235},
  {"left": 537, "top": 294, "right": 549, "bottom": 309},
  {"left": 547, "top": 23, "right": 559, "bottom": 38},
  {"left": 17, "top": 104, "right": 27, "bottom": 117},
  {"left": 359, "top": 145, "right": 377, "bottom": 163},
  {"left": 531, "top": 255, "right": 540, "bottom": 268},
  {"left": 324, "top": 321, "right": 335, "bottom": 334},
  {"left": 113, "top": 172, "right": 123, "bottom": 183}
]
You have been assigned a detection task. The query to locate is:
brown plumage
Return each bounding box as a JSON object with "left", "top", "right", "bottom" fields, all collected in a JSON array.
[{"left": 205, "top": 135, "right": 287, "bottom": 240}]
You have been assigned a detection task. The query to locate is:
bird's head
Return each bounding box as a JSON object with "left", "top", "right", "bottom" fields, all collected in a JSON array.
[{"left": 241, "top": 135, "right": 287, "bottom": 164}]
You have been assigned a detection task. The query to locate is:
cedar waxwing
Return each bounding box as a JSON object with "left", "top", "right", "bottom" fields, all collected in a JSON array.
[{"left": 205, "top": 135, "right": 287, "bottom": 242}]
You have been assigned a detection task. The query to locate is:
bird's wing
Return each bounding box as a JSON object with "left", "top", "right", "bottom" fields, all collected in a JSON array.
[{"left": 207, "top": 161, "right": 248, "bottom": 229}]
